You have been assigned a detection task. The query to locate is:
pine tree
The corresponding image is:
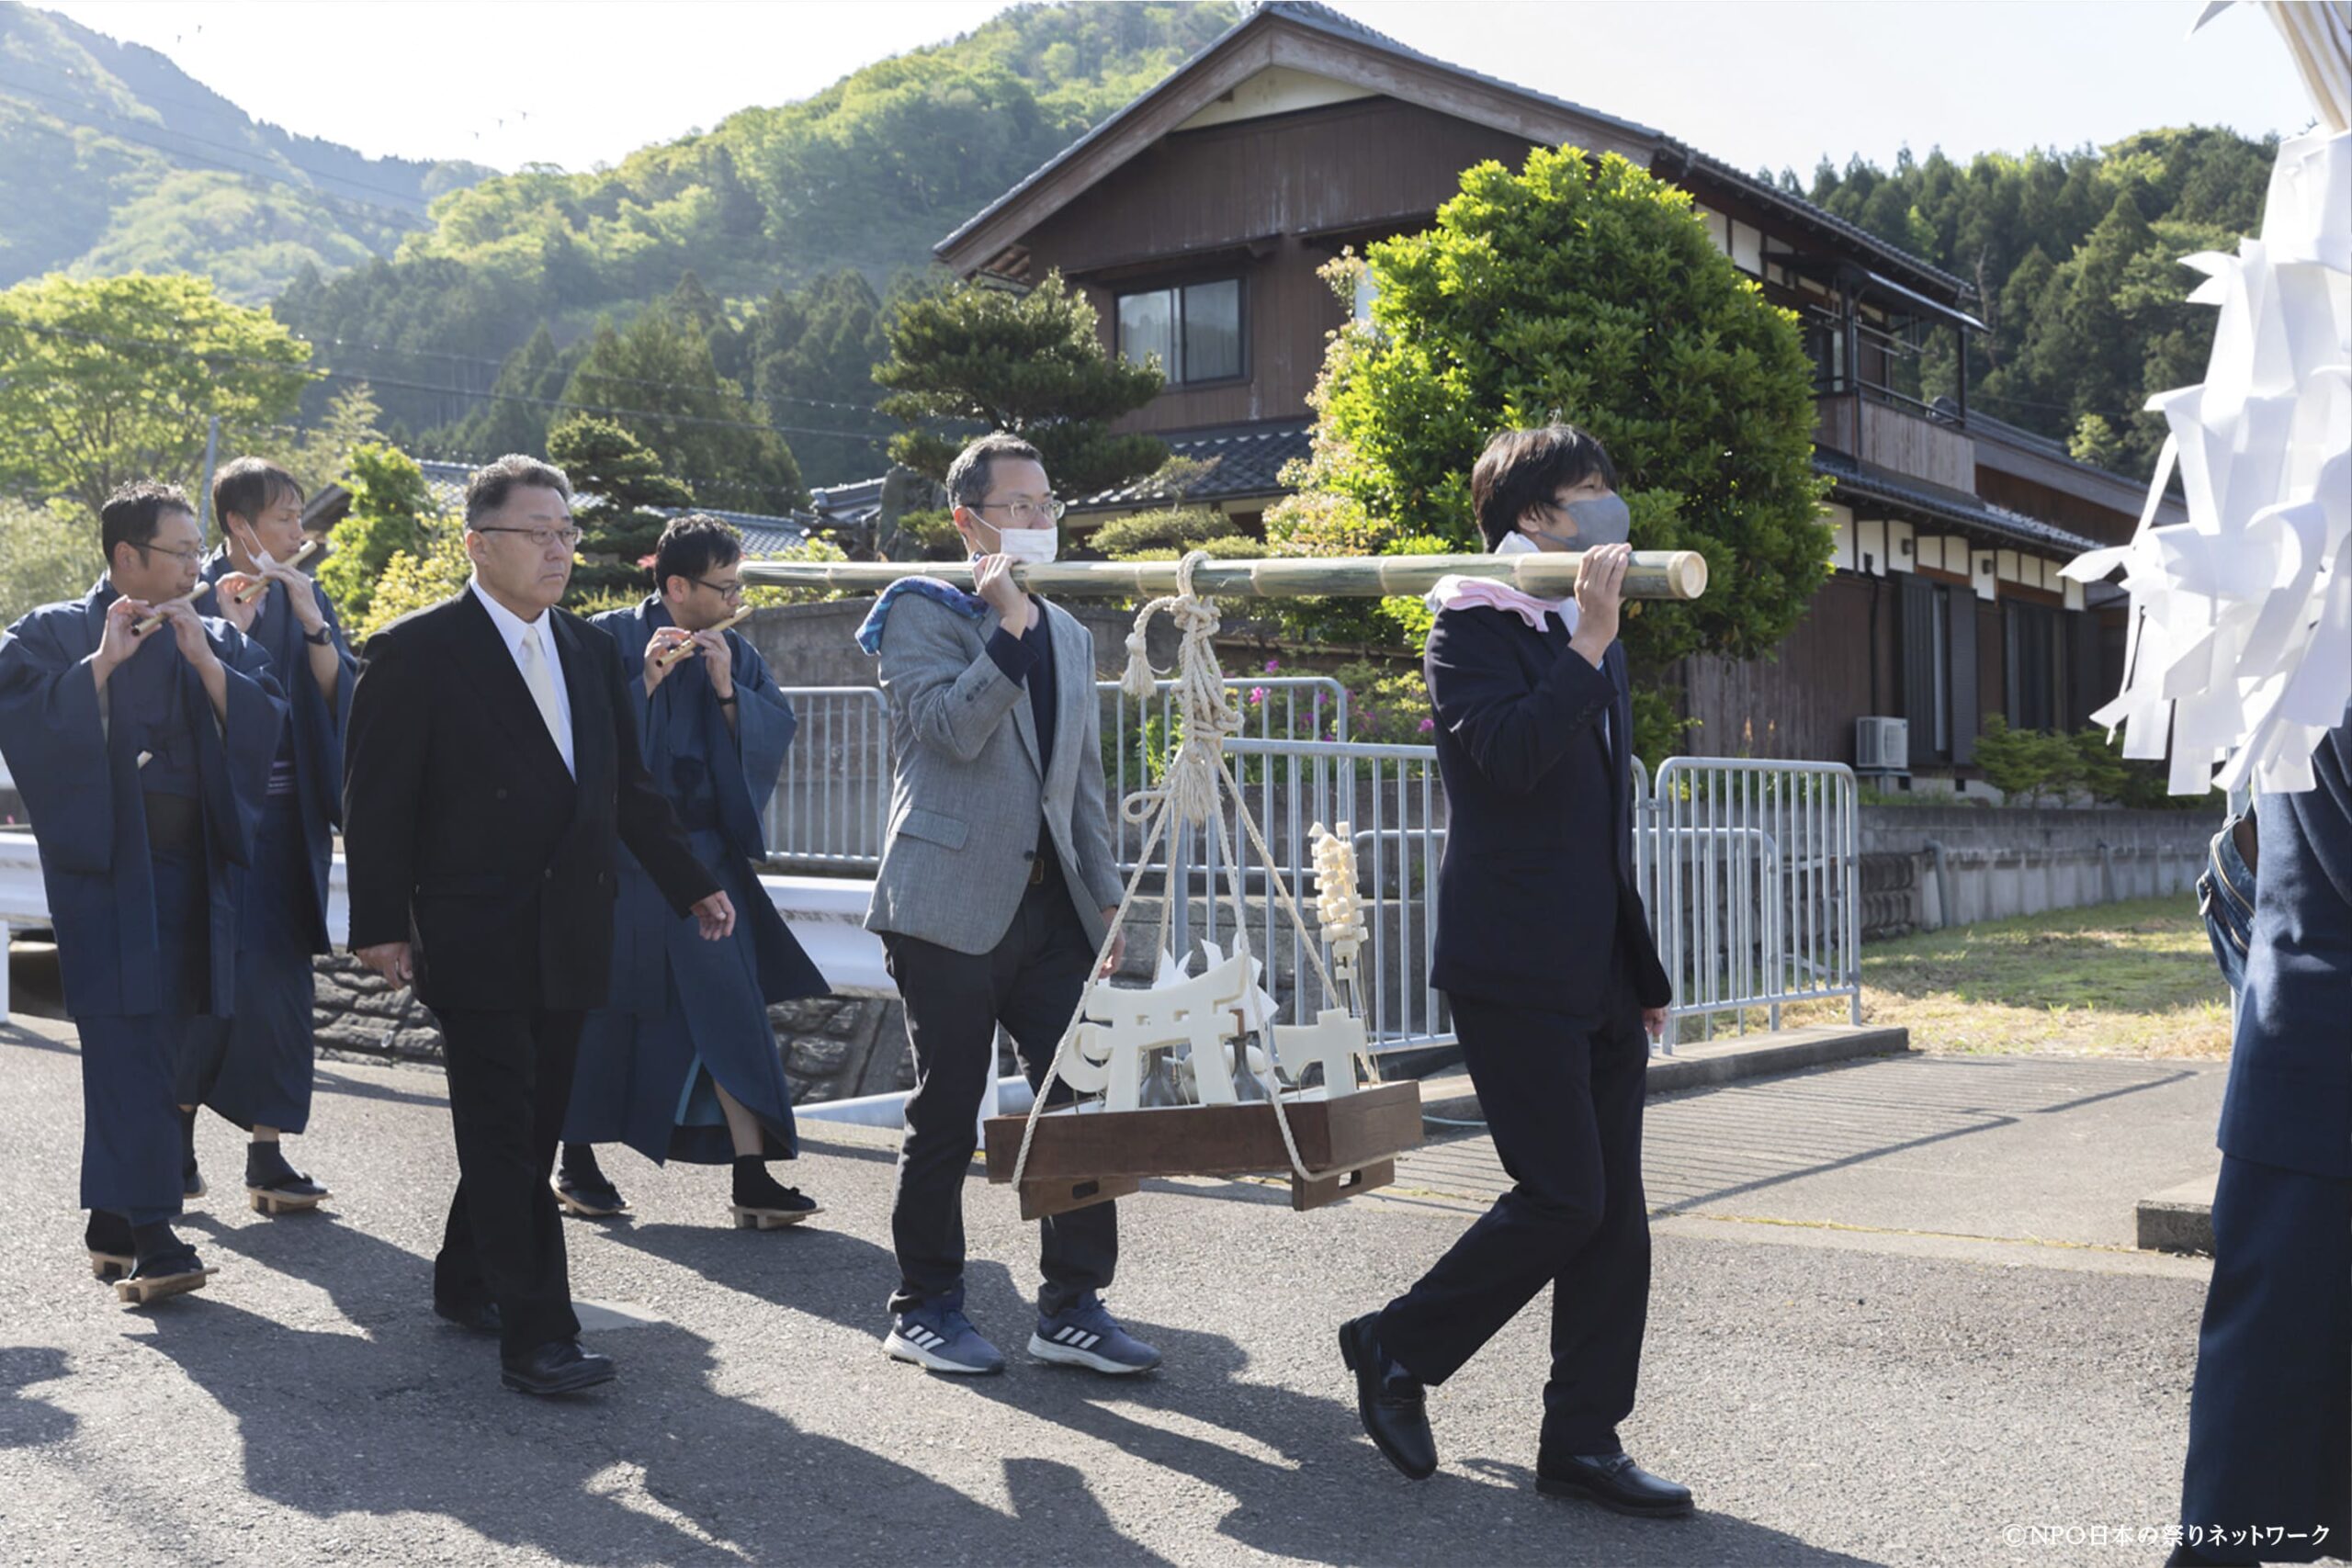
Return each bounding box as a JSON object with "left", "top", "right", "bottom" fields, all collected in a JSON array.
[
  {"left": 547, "top": 414, "right": 693, "bottom": 604},
  {"left": 872, "top": 270, "right": 1166, "bottom": 498}
]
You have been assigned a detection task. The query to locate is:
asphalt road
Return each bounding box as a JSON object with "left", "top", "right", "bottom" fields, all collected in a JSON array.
[{"left": 0, "top": 1019, "right": 2223, "bottom": 1567}]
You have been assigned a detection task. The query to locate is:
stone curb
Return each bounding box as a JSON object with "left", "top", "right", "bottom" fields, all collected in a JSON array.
[
  {"left": 2136, "top": 1173, "right": 2218, "bottom": 1255},
  {"left": 1413, "top": 1023, "right": 1916, "bottom": 1124}
]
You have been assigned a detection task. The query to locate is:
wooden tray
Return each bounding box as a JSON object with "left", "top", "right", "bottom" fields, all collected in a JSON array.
[{"left": 984, "top": 1080, "right": 1422, "bottom": 1216}]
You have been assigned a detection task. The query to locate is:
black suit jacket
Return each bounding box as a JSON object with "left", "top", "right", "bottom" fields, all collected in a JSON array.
[
  {"left": 1424, "top": 604, "right": 1670, "bottom": 1021},
  {"left": 2220, "top": 710, "right": 2352, "bottom": 1180},
  {"left": 343, "top": 589, "right": 719, "bottom": 1013}
]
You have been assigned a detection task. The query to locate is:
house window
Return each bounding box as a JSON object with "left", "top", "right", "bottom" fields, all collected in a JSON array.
[
  {"left": 1904, "top": 574, "right": 1979, "bottom": 765},
  {"left": 1116, "top": 277, "right": 1245, "bottom": 386},
  {"left": 2005, "top": 600, "right": 2063, "bottom": 732}
]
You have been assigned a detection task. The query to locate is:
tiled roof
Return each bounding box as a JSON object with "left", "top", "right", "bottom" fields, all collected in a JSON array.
[
  {"left": 414, "top": 460, "right": 812, "bottom": 555},
  {"left": 1815, "top": 450, "right": 2099, "bottom": 557},
  {"left": 1071, "top": 422, "right": 1314, "bottom": 513},
  {"left": 941, "top": 0, "right": 1967, "bottom": 303}
]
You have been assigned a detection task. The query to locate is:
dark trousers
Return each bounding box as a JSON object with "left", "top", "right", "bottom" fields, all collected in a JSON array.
[
  {"left": 1375, "top": 981, "right": 1651, "bottom": 1457},
  {"left": 2176, "top": 1153, "right": 2352, "bottom": 1563},
  {"left": 429, "top": 1007, "right": 586, "bottom": 1359},
  {"left": 80, "top": 844, "right": 210, "bottom": 1227},
  {"left": 882, "top": 874, "right": 1116, "bottom": 1317}
]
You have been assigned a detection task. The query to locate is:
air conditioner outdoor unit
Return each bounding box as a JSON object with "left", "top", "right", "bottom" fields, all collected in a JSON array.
[{"left": 1855, "top": 716, "right": 1909, "bottom": 776}]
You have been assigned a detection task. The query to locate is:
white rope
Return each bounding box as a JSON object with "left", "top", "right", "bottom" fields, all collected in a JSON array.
[{"left": 1010, "top": 550, "right": 1365, "bottom": 1193}]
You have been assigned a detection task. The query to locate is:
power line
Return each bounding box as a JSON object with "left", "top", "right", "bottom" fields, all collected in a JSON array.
[
  {"left": 298, "top": 329, "right": 897, "bottom": 420},
  {"left": 2, "top": 315, "right": 895, "bottom": 509}
]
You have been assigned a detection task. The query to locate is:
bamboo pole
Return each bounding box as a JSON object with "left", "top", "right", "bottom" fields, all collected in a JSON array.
[
  {"left": 654, "top": 604, "right": 757, "bottom": 669},
  {"left": 736, "top": 550, "right": 1707, "bottom": 602},
  {"left": 232, "top": 537, "right": 323, "bottom": 605},
  {"left": 131, "top": 581, "right": 215, "bottom": 636}
]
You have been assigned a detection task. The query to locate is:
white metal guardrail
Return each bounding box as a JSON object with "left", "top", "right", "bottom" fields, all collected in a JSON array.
[
  {"left": 1645, "top": 758, "right": 1862, "bottom": 1044},
  {"left": 762, "top": 686, "right": 890, "bottom": 872},
  {"left": 0, "top": 832, "right": 895, "bottom": 1012},
  {"left": 0, "top": 690, "right": 1860, "bottom": 1065}
]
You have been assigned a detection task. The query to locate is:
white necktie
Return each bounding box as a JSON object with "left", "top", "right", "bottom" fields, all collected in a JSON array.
[{"left": 518, "top": 626, "right": 564, "bottom": 755}]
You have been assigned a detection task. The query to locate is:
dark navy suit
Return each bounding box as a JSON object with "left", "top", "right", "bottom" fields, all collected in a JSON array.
[
  {"left": 1374, "top": 603, "right": 1669, "bottom": 1459},
  {"left": 2176, "top": 712, "right": 2352, "bottom": 1563}
]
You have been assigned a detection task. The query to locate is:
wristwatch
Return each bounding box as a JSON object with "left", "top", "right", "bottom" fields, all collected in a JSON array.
[{"left": 303, "top": 625, "right": 334, "bottom": 646}]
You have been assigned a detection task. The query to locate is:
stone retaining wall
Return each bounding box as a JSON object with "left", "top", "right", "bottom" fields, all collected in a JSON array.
[{"left": 311, "top": 954, "right": 917, "bottom": 1106}]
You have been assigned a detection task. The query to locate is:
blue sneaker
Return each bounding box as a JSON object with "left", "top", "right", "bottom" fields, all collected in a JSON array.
[
  {"left": 1030, "top": 1294, "right": 1162, "bottom": 1375},
  {"left": 885, "top": 1300, "right": 1006, "bottom": 1376}
]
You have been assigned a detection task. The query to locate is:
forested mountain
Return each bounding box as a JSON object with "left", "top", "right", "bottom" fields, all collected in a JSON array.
[
  {"left": 5, "top": 0, "right": 2273, "bottom": 496},
  {"left": 0, "top": 2, "right": 493, "bottom": 299},
  {"left": 1793, "top": 127, "right": 2274, "bottom": 478},
  {"left": 269, "top": 2, "right": 1239, "bottom": 482}
]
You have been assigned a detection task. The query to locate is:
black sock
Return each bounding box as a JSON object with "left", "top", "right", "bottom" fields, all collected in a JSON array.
[
  {"left": 179, "top": 1108, "right": 199, "bottom": 1174},
  {"left": 85, "top": 1210, "right": 134, "bottom": 1255},
  {"left": 733, "top": 1156, "right": 776, "bottom": 1202},
  {"left": 561, "top": 1144, "right": 604, "bottom": 1184},
  {"left": 129, "top": 1221, "right": 190, "bottom": 1269},
  {"left": 246, "top": 1141, "right": 293, "bottom": 1184}
]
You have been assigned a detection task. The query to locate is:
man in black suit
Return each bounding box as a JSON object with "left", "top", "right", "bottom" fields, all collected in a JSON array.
[
  {"left": 1339, "top": 423, "right": 1686, "bottom": 1517},
  {"left": 2168, "top": 709, "right": 2350, "bottom": 1566},
  {"left": 344, "top": 454, "right": 734, "bottom": 1395}
]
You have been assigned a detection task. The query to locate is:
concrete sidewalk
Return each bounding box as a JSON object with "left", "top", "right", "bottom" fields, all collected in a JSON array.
[{"left": 0, "top": 1017, "right": 2218, "bottom": 1566}]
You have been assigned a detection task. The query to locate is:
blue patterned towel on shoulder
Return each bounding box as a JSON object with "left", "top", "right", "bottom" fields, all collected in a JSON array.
[{"left": 854, "top": 576, "right": 988, "bottom": 655}]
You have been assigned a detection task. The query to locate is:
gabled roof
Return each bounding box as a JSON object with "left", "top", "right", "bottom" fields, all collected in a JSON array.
[{"left": 940, "top": 0, "right": 1969, "bottom": 304}]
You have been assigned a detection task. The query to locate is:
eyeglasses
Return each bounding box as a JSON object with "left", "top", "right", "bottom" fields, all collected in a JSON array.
[
  {"left": 694, "top": 577, "right": 744, "bottom": 602},
  {"left": 973, "top": 498, "right": 1067, "bottom": 525},
  {"left": 135, "top": 540, "right": 205, "bottom": 564},
  {"left": 476, "top": 525, "right": 584, "bottom": 550}
]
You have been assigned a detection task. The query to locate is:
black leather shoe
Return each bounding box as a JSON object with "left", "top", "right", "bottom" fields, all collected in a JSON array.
[
  {"left": 1536, "top": 1451, "right": 1694, "bottom": 1517},
  {"left": 500, "top": 1339, "right": 616, "bottom": 1396},
  {"left": 1338, "top": 1314, "right": 1436, "bottom": 1480},
  {"left": 433, "top": 1297, "right": 503, "bottom": 1335}
]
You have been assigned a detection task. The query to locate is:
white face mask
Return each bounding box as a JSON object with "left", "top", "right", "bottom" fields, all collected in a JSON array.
[
  {"left": 989, "top": 525, "right": 1058, "bottom": 565},
  {"left": 1494, "top": 532, "right": 1542, "bottom": 557}
]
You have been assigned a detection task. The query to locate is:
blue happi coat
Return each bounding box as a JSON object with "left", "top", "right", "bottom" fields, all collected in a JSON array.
[
  {"left": 565, "top": 599, "right": 827, "bottom": 1163},
  {"left": 198, "top": 548, "right": 356, "bottom": 949},
  {"left": 0, "top": 581, "right": 286, "bottom": 1017}
]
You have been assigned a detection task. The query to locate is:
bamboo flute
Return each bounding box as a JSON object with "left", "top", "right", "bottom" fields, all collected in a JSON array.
[
  {"left": 654, "top": 604, "right": 757, "bottom": 669},
  {"left": 735, "top": 549, "right": 1708, "bottom": 602},
  {"left": 232, "top": 536, "right": 323, "bottom": 604},
  {"left": 131, "top": 581, "right": 215, "bottom": 636}
]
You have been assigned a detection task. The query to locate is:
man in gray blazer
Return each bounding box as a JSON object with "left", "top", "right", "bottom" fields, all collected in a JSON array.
[{"left": 865, "top": 433, "right": 1160, "bottom": 1378}]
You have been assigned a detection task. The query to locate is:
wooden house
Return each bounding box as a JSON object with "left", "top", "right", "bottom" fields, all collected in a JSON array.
[{"left": 934, "top": 0, "right": 2183, "bottom": 783}]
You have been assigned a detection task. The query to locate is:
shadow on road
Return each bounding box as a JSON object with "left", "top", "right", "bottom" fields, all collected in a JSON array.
[
  {"left": 601, "top": 1212, "right": 1879, "bottom": 1566},
  {"left": 0, "top": 1347, "right": 76, "bottom": 1450}
]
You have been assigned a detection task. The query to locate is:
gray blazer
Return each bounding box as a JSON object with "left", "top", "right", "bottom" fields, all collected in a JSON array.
[{"left": 865, "top": 592, "right": 1124, "bottom": 956}]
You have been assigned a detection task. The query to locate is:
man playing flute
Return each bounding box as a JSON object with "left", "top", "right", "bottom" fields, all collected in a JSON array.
[
  {"left": 554, "top": 514, "right": 830, "bottom": 1226},
  {"left": 0, "top": 481, "right": 287, "bottom": 1300},
  {"left": 177, "top": 457, "right": 354, "bottom": 1213}
]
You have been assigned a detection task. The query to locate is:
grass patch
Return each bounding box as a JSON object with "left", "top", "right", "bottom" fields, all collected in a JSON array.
[{"left": 1774, "top": 897, "right": 2231, "bottom": 1059}]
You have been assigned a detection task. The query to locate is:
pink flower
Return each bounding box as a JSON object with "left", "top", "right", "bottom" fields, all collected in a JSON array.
[
  {"left": 1248, "top": 686, "right": 1267, "bottom": 705},
  {"left": 1418, "top": 716, "right": 1436, "bottom": 734},
  {"left": 1264, "top": 659, "right": 1282, "bottom": 674}
]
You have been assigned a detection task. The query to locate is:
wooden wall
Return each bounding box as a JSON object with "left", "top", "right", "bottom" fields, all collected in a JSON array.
[
  {"left": 1016, "top": 97, "right": 1537, "bottom": 434},
  {"left": 1676, "top": 571, "right": 1898, "bottom": 761}
]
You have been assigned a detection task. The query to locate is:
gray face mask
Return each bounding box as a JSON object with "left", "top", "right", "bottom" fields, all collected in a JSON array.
[
  {"left": 1560, "top": 493, "right": 1631, "bottom": 547},
  {"left": 1511, "top": 492, "right": 1632, "bottom": 552}
]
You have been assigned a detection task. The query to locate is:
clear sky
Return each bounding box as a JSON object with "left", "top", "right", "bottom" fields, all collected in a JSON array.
[{"left": 46, "top": 0, "right": 2307, "bottom": 180}]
